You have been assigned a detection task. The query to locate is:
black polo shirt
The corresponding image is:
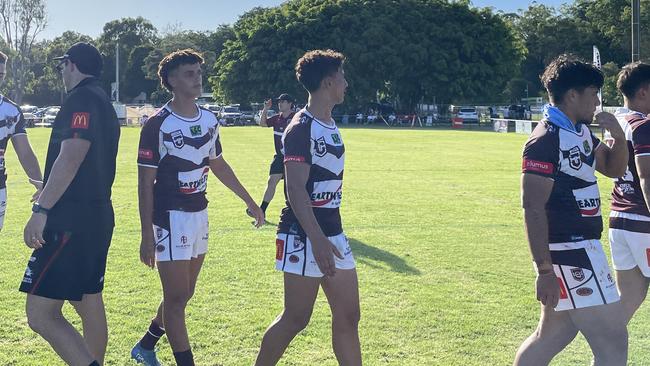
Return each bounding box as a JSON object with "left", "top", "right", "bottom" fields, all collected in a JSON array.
[{"left": 43, "top": 77, "right": 120, "bottom": 230}]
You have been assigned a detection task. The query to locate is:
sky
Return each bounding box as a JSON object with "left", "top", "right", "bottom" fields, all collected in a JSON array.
[{"left": 40, "top": 0, "right": 573, "bottom": 40}]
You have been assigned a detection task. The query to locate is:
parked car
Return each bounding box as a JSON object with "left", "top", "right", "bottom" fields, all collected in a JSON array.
[
  {"left": 218, "top": 105, "right": 242, "bottom": 126},
  {"left": 239, "top": 110, "right": 255, "bottom": 125},
  {"left": 457, "top": 107, "right": 479, "bottom": 123},
  {"left": 254, "top": 109, "right": 276, "bottom": 124},
  {"left": 22, "top": 112, "right": 40, "bottom": 127},
  {"left": 37, "top": 106, "right": 60, "bottom": 127}
]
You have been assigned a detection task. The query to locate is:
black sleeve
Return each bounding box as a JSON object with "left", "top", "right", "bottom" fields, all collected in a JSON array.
[
  {"left": 57, "top": 93, "right": 99, "bottom": 142},
  {"left": 137, "top": 117, "right": 162, "bottom": 167},
  {"left": 632, "top": 120, "right": 650, "bottom": 155},
  {"left": 283, "top": 122, "right": 312, "bottom": 164},
  {"left": 522, "top": 124, "right": 559, "bottom": 178},
  {"left": 12, "top": 110, "right": 26, "bottom": 135}
]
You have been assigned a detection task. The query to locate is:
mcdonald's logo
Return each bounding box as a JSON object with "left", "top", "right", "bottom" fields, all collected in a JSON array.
[{"left": 71, "top": 112, "right": 89, "bottom": 129}]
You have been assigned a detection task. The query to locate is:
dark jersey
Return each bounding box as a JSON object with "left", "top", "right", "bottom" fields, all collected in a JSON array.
[
  {"left": 267, "top": 112, "right": 294, "bottom": 155},
  {"left": 278, "top": 109, "right": 344, "bottom": 237},
  {"left": 43, "top": 77, "right": 120, "bottom": 229},
  {"left": 522, "top": 120, "right": 602, "bottom": 243},
  {"left": 137, "top": 103, "right": 222, "bottom": 214},
  {"left": 0, "top": 96, "right": 26, "bottom": 189},
  {"left": 611, "top": 108, "right": 650, "bottom": 216}
]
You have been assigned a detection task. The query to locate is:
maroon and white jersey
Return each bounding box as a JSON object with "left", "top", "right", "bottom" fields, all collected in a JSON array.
[
  {"left": 137, "top": 103, "right": 222, "bottom": 213},
  {"left": 609, "top": 108, "right": 650, "bottom": 228},
  {"left": 0, "top": 96, "right": 26, "bottom": 190},
  {"left": 267, "top": 112, "right": 294, "bottom": 155},
  {"left": 522, "top": 120, "right": 602, "bottom": 243},
  {"left": 279, "top": 109, "right": 344, "bottom": 236}
]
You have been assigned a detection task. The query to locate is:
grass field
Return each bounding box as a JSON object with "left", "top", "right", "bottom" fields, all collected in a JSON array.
[{"left": 0, "top": 126, "right": 648, "bottom": 365}]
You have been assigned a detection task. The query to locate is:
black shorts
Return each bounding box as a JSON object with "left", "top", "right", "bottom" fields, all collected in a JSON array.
[
  {"left": 269, "top": 154, "right": 285, "bottom": 176},
  {"left": 19, "top": 225, "right": 113, "bottom": 301}
]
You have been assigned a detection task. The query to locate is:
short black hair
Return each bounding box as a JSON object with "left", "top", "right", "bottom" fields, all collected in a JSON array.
[
  {"left": 157, "top": 49, "right": 204, "bottom": 92},
  {"left": 617, "top": 62, "right": 650, "bottom": 99},
  {"left": 541, "top": 54, "right": 604, "bottom": 104},
  {"left": 295, "top": 49, "right": 345, "bottom": 92}
]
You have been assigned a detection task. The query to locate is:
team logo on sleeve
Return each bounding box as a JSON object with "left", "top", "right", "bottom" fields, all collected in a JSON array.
[
  {"left": 315, "top": 137, "right": 327, "bottom": 157},
  {"left": 569, "top": 146, "right": 582, "bottom": 170},
  {"left": 6, "top": 116, "right": 16, "bottom": 128},
  {"left": 71, "top": 112, "right": 89, "bottom": 129},
  {"left": 331, "top": 134, "right": 341, "bottom": 144},
  {"left": 171, "top": 130, "right": 185, "bottom": 148},
  {"left": 583, "top": 140, "right": 591, "bottom": 155}
]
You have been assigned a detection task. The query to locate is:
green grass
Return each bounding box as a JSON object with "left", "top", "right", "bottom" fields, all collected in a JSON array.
[{"left": 0, "top": 127, "right": 648, "bottom": 365}]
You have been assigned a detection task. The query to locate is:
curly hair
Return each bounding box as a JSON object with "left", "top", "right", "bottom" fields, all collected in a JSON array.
[
  {"left": 541, "top": 54, "right": 603, "bottom": 104},
  {"left": 157, "top": 49, "right": 204, "bottom": 92},
  {"left": 295, "top": 49, "right": 345, "bottom": 92}
]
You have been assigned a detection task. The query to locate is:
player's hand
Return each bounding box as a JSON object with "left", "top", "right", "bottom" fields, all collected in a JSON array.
[
  {"left": 29, "top": 178, "right": 43, "bottom": 203},
  {"left": 311, "top": 236, "right": 344, "bottom": 277},
  {"left": 595, "top": 111, "right": 624, "bottom": 140},
  {"left": 140, "top": 232, "right": 156, "bottom": 269},
  {"left": 536, "top": 270, "right": 560, "bottom": 308},
  {"left": 247, "top": 201, "right": 265, "bottom": 228},
  {"left": 263, "top": 99, "right": 272, "bottom": 110},
  {"left": 23, "top": 213, "right": 46, "bottom": 249}
]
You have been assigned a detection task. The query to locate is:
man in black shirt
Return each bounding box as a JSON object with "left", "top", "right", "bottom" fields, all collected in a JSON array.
[{"left": 19, "top": 42, "right": 120, "bottom": 366}]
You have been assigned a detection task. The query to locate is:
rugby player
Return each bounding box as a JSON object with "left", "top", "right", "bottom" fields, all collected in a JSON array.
[
  {"left": 254, "top": 50, "right": 361, "bottom": 366},
  {"left": 249, "top": 94, "right": 295, "bottom": 220},
  {"left": 133, "top": 49, "right": 264, "bottom": 366},
  {"left": 20, "top": 42, "right": 120, "bottom": 366},
  {"left": 514, "top": 55, "right": 629, "bottom": 365},
  {"left": 0, "top": 50, "right": 42, "bottom": 231},
  {"left": 608, "top": 62, "right": 650, "bottom": 326}
]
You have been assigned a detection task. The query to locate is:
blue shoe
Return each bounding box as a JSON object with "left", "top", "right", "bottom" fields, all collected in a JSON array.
[{"left": 131, "top": 342, "right": 162, "bottom": 366}]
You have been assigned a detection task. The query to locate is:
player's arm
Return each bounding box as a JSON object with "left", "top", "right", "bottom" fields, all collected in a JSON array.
[
  {"left": 632, "top": 122, "right": 650, "bottom": 212},
  {"left": 10, "top": 134, "right": 42, "bottom": 194},
  {"left": 285, "top": 161, "right": 343, "bottom": 277},
  {"left": 521, "top": 172, "right": 559, "bottom": 307},
  {"left": 595, "top": 111, "right": 628, "bottom": 178},
  {"left": 636, "top": 156, "right": 650, "bottom": 213},
  {"left": 209, "top": 156, "right": 263, "bottom": 227},
  {"left": 138, "top": 166, "right": 156, "bottom": 268},
  {"left": 259, "top": 99, "right": 272, "bottom": 127}
]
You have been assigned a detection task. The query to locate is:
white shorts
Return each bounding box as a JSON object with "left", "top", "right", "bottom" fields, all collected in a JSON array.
[
  {"left": 275, "top": 232, "right": 355, "bottom": 277},
  {"left": 0, "top": 188, "right": 6, "bottom": 230},
  {"left": 152, "top": 209, "right": 208, "bottom": 262},
  {"left": 546, "top": 239, "right": 619, "bottom": 311},
  {"left": 609, "top": 211, "right": 650, "bottom": 277}
]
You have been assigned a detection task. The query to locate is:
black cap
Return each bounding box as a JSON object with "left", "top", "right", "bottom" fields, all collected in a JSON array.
[
  {"left": 53, "top": 42, "right": 103, "bottom": 77},
  {"left": 276, "top": 93, "right": 294, "bottom": 102}
]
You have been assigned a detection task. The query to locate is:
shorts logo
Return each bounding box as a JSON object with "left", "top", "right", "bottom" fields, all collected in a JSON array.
[
  {"left": 570, "top": 268, "right": 585, "bottom": 282},
  {"left": 608, "top": 273, "right": 614, "bottom": 284},
  {"left": 569, "top": 146, "right": 582, "bottom": 170},
  {"left": 156, "top": 227, "right": 163, "bottom": 239},
  {"left": 276, "top": 239, "right": 284, "bottom": 260},
  {"left": 289, "top": 254, "right": 300, "bottom": 263},
  {"left": 576, "top": 287, "right": 593, "bottom": 296},
  {"left": 293, "top": 237, "right": 304, "bottom": 249},
  {"left": 181, "top": 236, "right": 187, "bottom": 244},
  {"left": 331, "top": 134, "right": 341, "bottom": 144},
  {"left": 22, "top": 265, "right": 33, "bottom": 284},
  {"left": 315, "top": 137, "right": 327, "bottom": 157},
  {"left": 171, "top": 130, "right": 184, "bottom": 148},
  {"left": 583, "top": 140, "right": 591, "bottom": 155},
  {"left": 71, "top": 112, "right": 90, "bottom": 129},
  {"left": 190, "top": 125, "right": 202, "bottom": 137},
  {"left": 156, "top": 244, "right": 166, "bottom": 252}
]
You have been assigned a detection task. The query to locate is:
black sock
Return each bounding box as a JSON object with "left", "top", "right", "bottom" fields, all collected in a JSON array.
[
  {"left": 140, "top": 320, "right": 165, "bottom": 350},
  {"left": 89, "top": 362, "right": 100, "bottom": 366},
  {"left": 260, "top": 201, "right": 269, "bottom": 213},
  {"left": 173, "top": 349, "right": 195, "bottom": 366}
]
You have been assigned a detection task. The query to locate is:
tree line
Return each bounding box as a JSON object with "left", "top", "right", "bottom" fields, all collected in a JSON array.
[{"left": 0, "top": 0, "right": 646, "bottom": 111}]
